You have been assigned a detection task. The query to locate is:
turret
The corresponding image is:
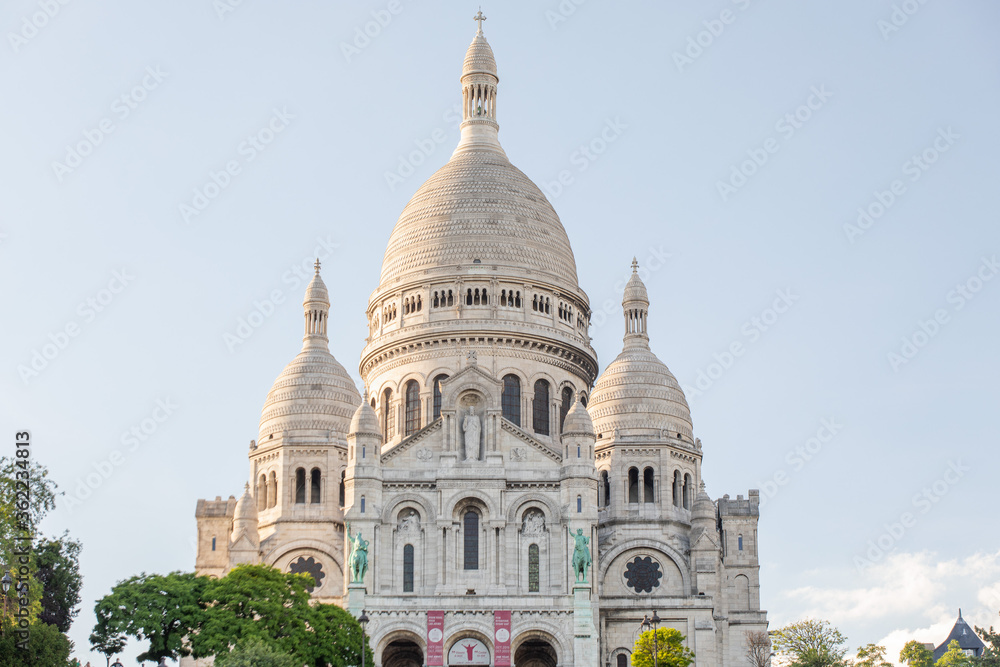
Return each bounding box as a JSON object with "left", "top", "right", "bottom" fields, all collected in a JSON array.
[{"left": 229, "top": 483, "right": 261, "bottom": 566}]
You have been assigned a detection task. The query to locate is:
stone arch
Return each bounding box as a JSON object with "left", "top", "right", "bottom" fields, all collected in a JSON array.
[
  {"left": 423, "top": 365, "right": 453, "bottom": 388},
  {"left": 511, "top": 627, "right": 564, "bottom": 667},
  {"left": 444, "top": 626, "right": 494, "bottom": 661},
  {"left": 394, "top": 370, "right": 427, "bottom": 395},
  {"left": 439, "top": 371, "right": 502, "bottom": 414},
  {"left": 733, "top": 573, "right": 751, "bottom": 610},
  {"left": 444, "top": 488, "right": 499, "bottom": 521},
  {"left": 505, "top": 492, "right": 562, "bottom": 525},
  {"left": 526, "top": 369, "right": 558, "bottom": 393},
  {"left": 381, "top": 494, "right": 437, "bottom": 526},
  {"left": 375, "top": 627, "right": 426, "bottom": 667},
  {"left": 597, "top": 538, "right": 691, "bottom": 596}
]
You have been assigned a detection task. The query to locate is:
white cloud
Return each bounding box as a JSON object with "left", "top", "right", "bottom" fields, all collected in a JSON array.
[{"left": 773, "top": 550, "right": 1000, "bottom": 666}]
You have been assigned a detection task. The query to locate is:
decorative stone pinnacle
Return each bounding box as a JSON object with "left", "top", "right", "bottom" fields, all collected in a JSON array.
[
  {"left": 244, "top": 481, "right": 250, "bottom": 492},
  {"left": 314, "top": 258, "right": 321, "bottom": 274},
  {"left": 474, "top": 8, "right": 486, "bottom": 33}
]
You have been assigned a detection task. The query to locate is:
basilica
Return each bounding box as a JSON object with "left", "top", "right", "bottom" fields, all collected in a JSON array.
[{"left": 188, "top": 18, "right": 767, "bottom": 667}]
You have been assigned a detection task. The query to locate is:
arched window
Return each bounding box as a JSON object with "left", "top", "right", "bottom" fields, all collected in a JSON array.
[
  {"left": 617, "top": 655, "right": 629, "bottom": 667},
  {"left": 502, "top": 375, "right": 521, "bottom": 426},
  {"left": 643, "top": 467, "right": 655, "bottom": 503},
  {"left": 673, "top": 470, "right": 681, "bottom": 507},
  {"left": 433, "top": 374, "right": 448, "bottom": 420},
  {"left": 360, "top": 496, "right": 365, "bottom": 513},
  {"left": 403, "top": 544, "right": 415, "bottom": 592},
  {"left": 581, "top": 394, "right": 588, "bottom": 407},
  {"left": 257, "top": 474, "right": 266, "bottom": 511},
  {"left": 463, "top": 511, "right": 479, "bottom": 570},
  {"left": 738, "top": 534, "right": 744, "bottom": 551},
  {"left": 382, "top": 388, "right": 393, "bottom": 442},
  {"left": 267, "top": 471, "right": 277, "bottom": 509},
  {"left": 295, "top": 468, "right": 306, "bottom": 504},
  {"left": 628, "top": 467, "right": 639, "bottom": 503},
  {"left": 532, "top": 380, "right": 550, "bottom": 435},
  {"left": 339, "top": 470, "right": 345, "bottom": 508},
  {"left": 601, "top": 471, "right": 611, "bottom": 507},
  {"left": 528, "top": 544, "right": 540, "bottom": 593},
  {"left": 559, "top": 386, "right": 573, "bottom": 432},
  {"left": 577, "top": 495, "right": 582, "bottom": 513},
  {"left": 211, "top": 536, "right": 216, "bottom": 551},
  {"left": 404, "top": 380, "right": 420, "bottom": 436},
  {"left": 683, "top": 473, "right": 692, "bottom": 509},
  {"left": 310, "top": 468, "right": 321, "bottom": 504}
]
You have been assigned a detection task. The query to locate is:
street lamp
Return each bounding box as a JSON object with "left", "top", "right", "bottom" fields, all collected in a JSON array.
[
  {"left": 1, "top": 570, "right": 10, "bottom": 634},
  {"left": 358, "top": 609, "right": 369, "bottom": 667},
  {"left": 110, "top": 660, "right": 123, "bottom": 667},
  {"left": 640, "top": 610, "right": 661, "bottom": 667}
]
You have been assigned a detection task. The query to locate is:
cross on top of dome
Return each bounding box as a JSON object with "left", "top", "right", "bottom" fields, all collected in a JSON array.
[
  {"left": 631, "top": 257, "right": 638, "bottom": 273},
  {"left": 474, "top": 9, "right": 487, "bottom": 33},
  {"left": 314, "top": 258, "right": 321, "bottom": 274}
]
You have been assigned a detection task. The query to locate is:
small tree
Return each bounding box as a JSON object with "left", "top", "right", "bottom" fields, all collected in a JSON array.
[
  {"left": 215, "top": 637, "right": 300, "bottom": 667},
  {"left": 974, "top": 626, "right": 1000, "bottom": 667},
  {"left": 770, "top": 619, "right": 848, "bottom": 667},
  {"left": 745, "top": 630, "right": 772, "bottom": 667},
  {"left": 854, "top": 644, "right": 892, "bottom": 667},
  {"left": 631, "top": 627, "right": 695, "bottom": 667},
  {"left": 35, "top": 532, "right": 83, "bottom": 632},
  {"left": 899, "top": 640, "right": 934, "bottom": 667},
  {"left": 937, "top": 640, "right": 974, "bottom": 667}
]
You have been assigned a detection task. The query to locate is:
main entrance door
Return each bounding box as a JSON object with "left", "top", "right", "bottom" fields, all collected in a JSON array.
[
  {"left": 382, "top": 639, "right": 423, "bottom": 667},
  {"left": 513, "top": 638, "right": 557, "bottom": 667}
]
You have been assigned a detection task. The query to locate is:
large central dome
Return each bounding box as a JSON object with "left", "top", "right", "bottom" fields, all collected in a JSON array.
[{"left": 378, "top": 149, "right": 579, "bottom": 289}]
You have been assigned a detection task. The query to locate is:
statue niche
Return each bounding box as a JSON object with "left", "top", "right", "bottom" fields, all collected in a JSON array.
[{"left": 462, "top": 405, "right": 481, "bottom": 461}]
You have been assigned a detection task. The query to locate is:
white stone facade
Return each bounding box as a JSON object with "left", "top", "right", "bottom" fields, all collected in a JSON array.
[{"left": 189, "top": 21, "right": 767, "bottom": 667}]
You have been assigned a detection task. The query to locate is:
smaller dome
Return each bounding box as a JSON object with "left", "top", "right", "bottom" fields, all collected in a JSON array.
[
  {"left": 623, "top": 258, "right": 649, "bottom": 306},
  {"left": 303, "top": 260, "right": 329, "bottom": 306},
  {"left": 463, "top": 31, "right": 497, "bottom": 79},
  {"left": 692, "top": 482, "right": 715, "bottom": 523},
  {"left": 562, "top": 393, "right": 595, "bottom": 436},
  {"left": 349, "top": 398, "right": 382, "bottom": 439},
  {"left": 233, "top": 483, "right": 258, "bottom": 523}
]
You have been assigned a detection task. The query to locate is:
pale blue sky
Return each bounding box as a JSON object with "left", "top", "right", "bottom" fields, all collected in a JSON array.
[{"left": 2, "top": 1, "right": 998, "bottom": 664}]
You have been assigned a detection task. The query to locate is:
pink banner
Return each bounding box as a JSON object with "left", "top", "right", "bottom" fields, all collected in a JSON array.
[
  {"left": 494, "top": 610, "right": 512, "bottom": 666},
  {"left": 427, "top": 610, "right": 445, "bottom": 666}
]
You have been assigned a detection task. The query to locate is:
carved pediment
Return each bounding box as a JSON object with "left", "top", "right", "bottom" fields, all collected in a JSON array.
[
  {"left": 381, "top": 418, "right": 443, "bottom": 464},
  {"left": 499, "top": 419, "right": 562, "bottom": 464}
]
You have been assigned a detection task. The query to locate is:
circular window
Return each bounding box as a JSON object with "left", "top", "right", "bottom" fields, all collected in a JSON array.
[
  {"left": 623, "top": 555, "right": 662, "bottom": 594},
  {"left": 289, "top": 556, "right": 325, "bottom": 592}
]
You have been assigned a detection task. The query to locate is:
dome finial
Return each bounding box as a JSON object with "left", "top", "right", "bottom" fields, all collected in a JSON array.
[
  {"left": 314, "top": 258, "right": 321, "bottom": 275},
  {"left": 622, "top": 258, "right": 650, "bottom": 348},
  {"left": 474, "top": 8, "right": 486, "bottom": 34},
  {"left": 632, "top": 257, "right": 638, "bottom": 273}
]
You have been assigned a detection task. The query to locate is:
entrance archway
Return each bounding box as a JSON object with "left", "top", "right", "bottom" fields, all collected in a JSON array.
[
  {"left": 514, "top": 637, "right": 557, "bottom": 667},
  {"left": 382, "top": 639, "right": 423, "bottom": 667}
]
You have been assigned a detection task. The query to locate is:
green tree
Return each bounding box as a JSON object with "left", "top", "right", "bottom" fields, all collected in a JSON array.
[
  {"left": 0, "top": 456, "right": 61, "bottom": 628},
  {"left": 90, "top": 571, "right": 207, "bottom": 663},
  {"left": 631, "top": 627, "right": 695, "bottom": 667},
  {"left": 974, "top": 626, "right": 1000, "bottom": 667},
  {"left": 34, "top": 533, "right": 83, "bottom": 632},
  {"left": 215, "top": 637, "right": 300, "bottom": 667},
  {"left": 0, "top": 620, "right": 73, "bottom": 667},
  {"left": 88, "top": 629, "right": 127, "bottom": 667},
  {"left": 854, "top": 644, "right": 893, "bottom": 667},
  {"left": 937, "top": 640, "right": 974, "bottom": 667},
  {"left": 899, "top": 640, "right": 935, "bottom": 667},
  {"left": 305, "top": 603, "right": 373, "bottom": 667},
  {"left": 770, "top": 619, "right": 849, "bottom": 667}
]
